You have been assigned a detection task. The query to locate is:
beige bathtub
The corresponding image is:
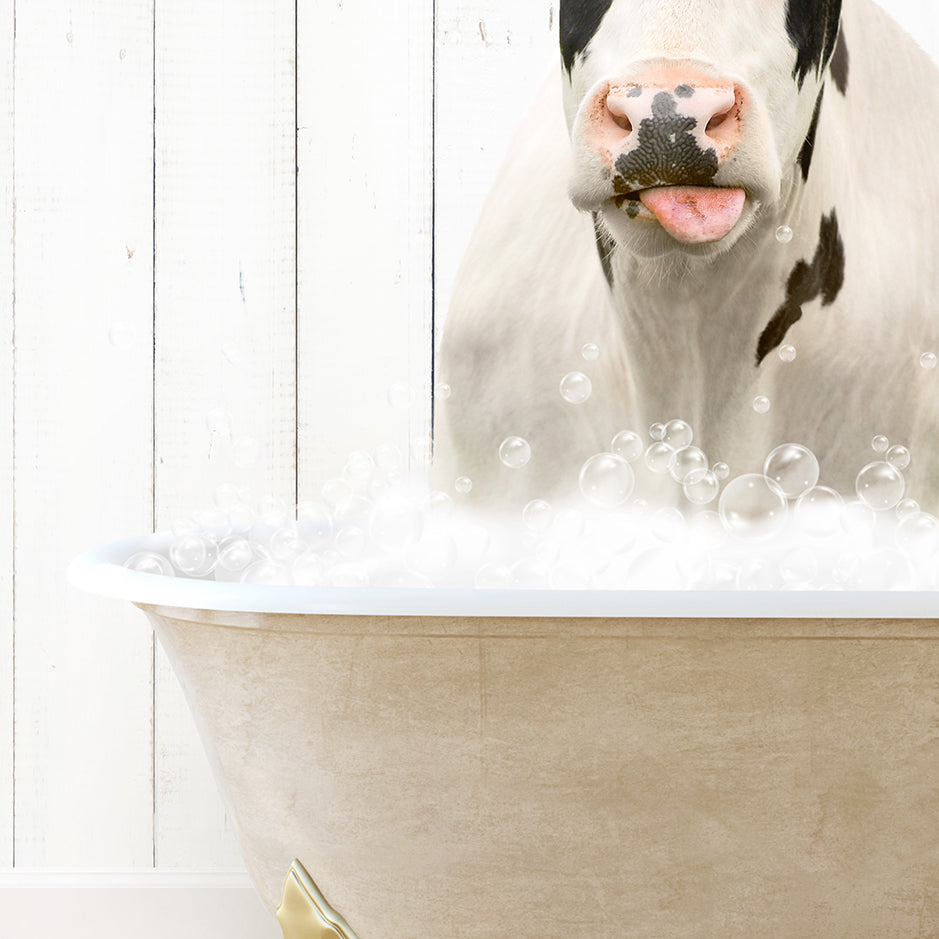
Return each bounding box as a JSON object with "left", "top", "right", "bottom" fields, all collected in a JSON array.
[{"left": 71, "top": 534, "right": 939, "bottom": 938}]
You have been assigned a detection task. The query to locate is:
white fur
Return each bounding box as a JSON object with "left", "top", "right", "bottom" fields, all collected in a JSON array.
[{"left": 436, "top": 0, "right": 939, "bottom": 513}]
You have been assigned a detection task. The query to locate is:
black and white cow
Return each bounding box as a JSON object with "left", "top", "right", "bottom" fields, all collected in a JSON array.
[{"left": 436, "top": 0, "right": 939, "bottom": 513}]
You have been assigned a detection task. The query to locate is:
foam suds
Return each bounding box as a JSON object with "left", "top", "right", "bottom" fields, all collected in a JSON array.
[{"left": 125, "top": 423, "right": 939, "bottom": 591}]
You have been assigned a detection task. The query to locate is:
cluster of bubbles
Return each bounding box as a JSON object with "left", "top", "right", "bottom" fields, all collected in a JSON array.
[{"left": 125, "top": 416, "right": 939, "bottom": 591}]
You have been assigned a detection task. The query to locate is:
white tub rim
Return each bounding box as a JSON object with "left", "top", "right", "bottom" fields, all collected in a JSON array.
[{"left": 67, "top": 532, "right": 939, "bottom": 619}]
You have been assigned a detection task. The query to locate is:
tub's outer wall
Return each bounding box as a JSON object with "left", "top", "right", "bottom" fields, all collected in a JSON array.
[{"left": 141, "top": 603, "right": 939, "bottom": 938}]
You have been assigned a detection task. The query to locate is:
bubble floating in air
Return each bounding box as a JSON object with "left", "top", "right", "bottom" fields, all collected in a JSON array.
[
  {"left": 644, "top": 442, "right": 676, "bottom": 474},
  {"left": 752, "top": 395, "right": 771, "bottom": 414},
  {"left": 579, "top": 452, "right": 635, "bottom": 507},
  {"left": 886, "top": 444, "right": 911, "bottom": 470},
  {"left": 779, "top": 344, "right": 797, "bottom": 362},
  {"left": 871, "top": 435, "right": 889, "bottom": 453},
  {"left": 683, "top": 468, "right": 719, "bottom": 505},
  {"left": 559, "top": 371, "right": 592, "bottom": 404},
  {"left": 499, "top": 436, "right": 532, "bottom": 469},
  {"left": 718, "top": 474, "right": 788, "bottom": 541},
  {"left": 669, "top": 446, "right": 708, "bottom": 484},
  {"left": 124, "top": 551, "right": 174, "bottom": 577},
  {"left": 856, "top": 461, "right": 905, "bottom": 511},
  {"left": 763, "top": 443, "right": 820, "bottom": 500},
  {"left": 775, "top": 225, "right": 793, "bottom": 243},
  {"left": 581, "top": 342, "right": 600, "bottom": 361},
  {"left": 611, "top": 430, "right": 643, "bottom": 462},
  {"left": 919, "top": 352, "right": 937, "bottom": 370},
  {"left": 454, "top": 476, "right": 473, "bottom": 495}
]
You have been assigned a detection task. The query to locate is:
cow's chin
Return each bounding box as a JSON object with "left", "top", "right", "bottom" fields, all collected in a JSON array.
[{"left": 598, "top": 195, "right": 756, "bottom": 261}]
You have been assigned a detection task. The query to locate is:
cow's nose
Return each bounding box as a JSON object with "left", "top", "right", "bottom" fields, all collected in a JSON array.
[{"left": 585, "top": 76, "right": 745, "bottom": 175}]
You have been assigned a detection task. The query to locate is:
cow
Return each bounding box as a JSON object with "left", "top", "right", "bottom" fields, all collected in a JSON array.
[{"left": 434, "top": 0, "right": 939, "bottom": 519}]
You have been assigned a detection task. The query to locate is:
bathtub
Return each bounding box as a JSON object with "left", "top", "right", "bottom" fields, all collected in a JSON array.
[{"left": 70, "top": 532, "right": 939, "bottom": 938}]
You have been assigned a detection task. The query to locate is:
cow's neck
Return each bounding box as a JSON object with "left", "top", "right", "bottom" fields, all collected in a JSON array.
[{"left": 606, "top": 172, "right": 811, "bottom": 436}]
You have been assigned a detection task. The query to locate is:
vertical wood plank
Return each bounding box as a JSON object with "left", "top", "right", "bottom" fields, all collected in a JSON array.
[
  {"left": 0, "top": 0, "right": 13, "bottom": 871},
  {"left": 433, "top": 2, "right": 558, "bottom": 329},
  {"left": 13, "top": 1, "right": 155, "bottom": 867},
  {"left": 297, "top": 0, "right": 433, "bottom": 487},
  {"left": 154, "top": 0, "right": 296, "bottom": 868}
]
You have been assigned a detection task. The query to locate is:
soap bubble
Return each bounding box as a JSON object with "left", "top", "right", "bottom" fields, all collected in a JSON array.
[
  {"left": 775, "top": 225, "right": 793, "bottom": 243},
  {"left": 644, "top": 442, "right": 676, "bottom": 474},
  {"left": 794, "top": 486, "right": 843, "bottom": 538},
  {"left": 499, "top": 436, "right": 532, "bottom": 469},
  {"left": 886, "top": 444, "right": 911, "bottom": 470},
  {"left": 920, "top": 352, "right": 937, "bottom": 370},
  {"left": 712, "top": 462, "right": 730, "bottom": 480},
  {"left": 871, "top": 435, "right": 889, "bottom": 453},
  {"left": 855, "top": 461, "right": 905, "bottom": 510},
  {"left": 840, "top": 500, "right": 876, "bottom": 537},
  {"left": 579, "top": 452, "right": 635, "bottom": 507},
  {"left": 125, "top": 551, "right": 174, "bottom": 577},
  {"left": 322, "top": 477, "right": 354, "bottom": 509},
  {"left": 216, "top": 537, "right": 254, "bottom": 572},
  {"left": 296, "top": 500, "right": 333, "bottom": 549},
  {"left": 343, "top": 451, "right": 375, "bottom": 489},
  {"left": 522, "top": 499, "right": 552, "bottom": 533},
  {"left": 662, "top": 419, "right": 693, "bottom": 449},
  {"left": 435, "top": 381, "right": 452, "bottom": 399},
  {"left": 779, "top": 547, "right": 818, "bottom": 584},
  {"left": 454, "top": 476, "right": 473, "bottom": 495},
  {"left": 895, "top": 512, "right": 939, "bottom": 558},
  {"left": 424, "top": 490, "right": 454, "bottom": 520},
  {"left": 778, "top": 344, "right": 797, "bottom": 362},
  {"left": 369, "top": 496, "right": 423, "bottom": 553},
  {"left": 611, "top": 430, "right": 643, "bottom": 462},
  {"left": 718, "top": 474, "right": 788, "bottom": 540},
  {"left": 169, "top": 532, "right": 216, "bottom": 576},
  {"left": 559, "top": 371, "right": 592, "bottom": 404},
  {"left": 669, "top": 446, "right": 707, "bottom": 483},
  {"left": 241, "top": 560, "right": 289, "bottom": 585},
  {"left": 374, "top": 443, "right": 404, "bottom": 475},
  {"left": 269, "top": 525, "right": 304, "bottom": 561},
  {"left": 651, "top": 507, "right": 684, "bottom": 542},
  {"left": 763, "top": 444, "right": 820, "bottom": 499},
  {"left": 649, "top": 422, "right": 666, "bottom": 440},
  {"left": 683, "top": 468, "right": 719, "bottom": 505},
  {"left": 581, "top": 342, "right": 600, "bottom": 361},
  {"left": 335, "top": 525, "right": 367, "bottom": 558},
  {"left": 752, "top": 395, "right": 771, "bottom": 413},
  {"left": 205, "top": 408, "right": 232, "bottom": 436},
  {"left": 292, "top": 551, "right": 325, "bottom": 586},
  {"left": 896, "top": 498, "right": 920, "bottom": 521}
]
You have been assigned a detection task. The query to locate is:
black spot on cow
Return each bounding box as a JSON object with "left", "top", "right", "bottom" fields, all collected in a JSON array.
[
  {"left": 613, "top": 92, "right": 718, "bottom": 190},
  {"left": 592, "top": 212, "right": 616, "bottom": 288},
  {"left": 756, "top": 209, "right": 845, "bottom": 365},
  {"left": 674, "top": 84, "right": 694, "bottom": 98},
  {"left": 786, "top": 0, "right": 843, "bottom": 89},
  {"left": 559, "top": 0, "right": 614, "bottom": 76},
  {"left": 829, "top": 26, "right": 849, "bottom": 95},
  {"left": 797, "top": 86, "right": 824, "bottom": 182},
  {"left": 626, "top": 86, "right": 643, "bottom": 98}
]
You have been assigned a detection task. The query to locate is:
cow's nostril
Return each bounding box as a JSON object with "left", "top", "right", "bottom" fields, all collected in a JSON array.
[
  {"left": 611, "top": 113, "right": 633, "bottom": 133},
  {"left": 706, "top": 112, "right": 728, "bottom": 133}
]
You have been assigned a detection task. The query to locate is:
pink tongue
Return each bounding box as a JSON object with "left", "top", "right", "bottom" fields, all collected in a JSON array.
[{"left": 638, "top": 186, "right": 746, "bottom": 244}]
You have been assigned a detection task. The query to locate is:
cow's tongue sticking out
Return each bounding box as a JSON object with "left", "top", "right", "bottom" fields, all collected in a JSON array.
[{"left": 638, "top": 186, "right": 746, "bottom": 244}]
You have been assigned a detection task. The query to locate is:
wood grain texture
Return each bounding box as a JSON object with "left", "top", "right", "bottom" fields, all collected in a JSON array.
[
  {"left": 0, "top": 0, "right": 13, "bottom": 871},
  {"left": 296, "top": 0, "right": 432, "bottom": 487},
  {"left": 152, "top": 0, "right": 296, "bottom": 868},
  {"left": 12, "top": 1, "right": 155, "bottom": 866}
]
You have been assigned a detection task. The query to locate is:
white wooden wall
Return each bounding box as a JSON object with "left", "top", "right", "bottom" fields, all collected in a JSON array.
[{"left": 0, "top": 0, "right": 935, "bottom": 934}]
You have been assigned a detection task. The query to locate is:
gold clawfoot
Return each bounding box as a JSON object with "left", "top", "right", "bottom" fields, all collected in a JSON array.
[{"left": 276, "top": 859, "right": 360, "bottom": 939}]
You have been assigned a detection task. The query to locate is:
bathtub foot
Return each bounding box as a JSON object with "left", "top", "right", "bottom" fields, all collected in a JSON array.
[{"left": 276, "top": 859, "right": 360, "bottom": 939}]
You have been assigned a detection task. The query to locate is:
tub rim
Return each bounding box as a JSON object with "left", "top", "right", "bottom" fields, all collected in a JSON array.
[{"left": 68, "top": 532, "right": 939, "bottom": 619}]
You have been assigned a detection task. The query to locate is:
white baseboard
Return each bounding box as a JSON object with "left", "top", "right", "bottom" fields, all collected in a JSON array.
[{"left": 0, "top": 871, "right": 282, "bottom": 939}]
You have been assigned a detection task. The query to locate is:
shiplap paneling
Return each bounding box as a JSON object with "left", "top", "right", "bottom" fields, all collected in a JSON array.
[
  {"left": 12, "top": 2, "right": 155, "bottom": 866},
  {"left": 153, "top": 0, "right": 297, "bottom": 868},
  {"left": 0, "top": 0, "right": 13, "bottom": 871},
  {"left": 433, "top": 2, "right": 558, "bottom": 328},
  {"left": 297, "top": 0, "right": 432, "bottom": 487}
]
